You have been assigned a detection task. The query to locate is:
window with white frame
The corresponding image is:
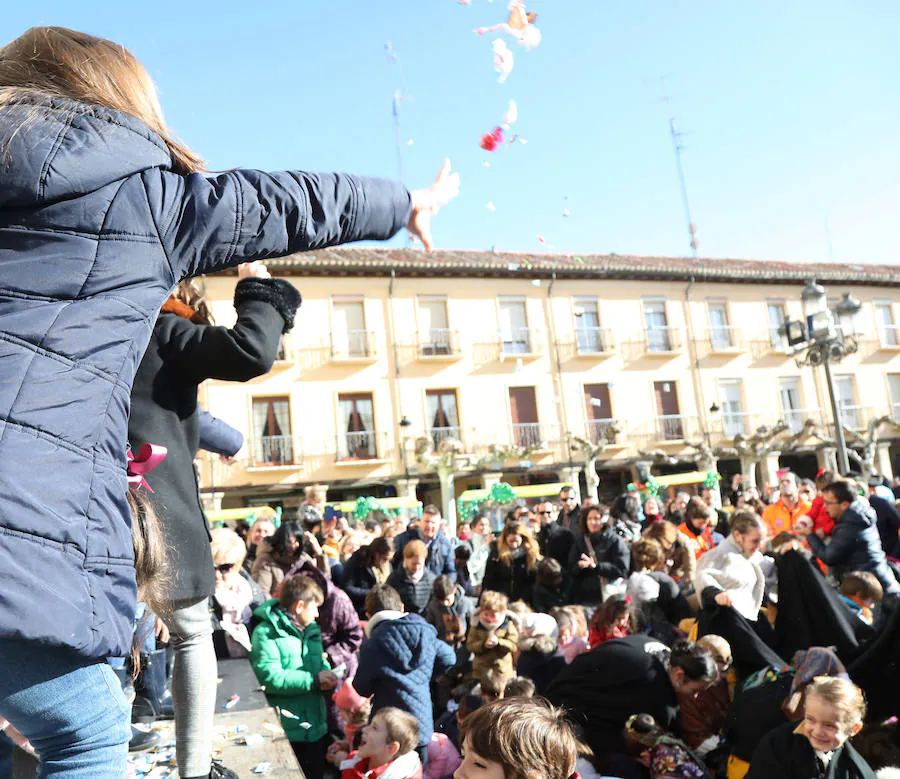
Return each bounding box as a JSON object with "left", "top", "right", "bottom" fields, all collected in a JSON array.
[
  {"left": 574, "top": 297, "right": 604, "bottom": 353},
  {"left": 708, "top": 301, "right": 733, "bottom": 349},
  {"left": 643, "top": 299, "right": 671, "bottom": 351},
  {"left": 418, "top": 296, "right": 452, "bottom": 355},
  {"left": 251, "top": 397, "right": 293, "bottom": 465},
  {"left": 332, "top": 299, "right": 369, "bottom": 358},
  {"left": 767, "top": 302, "right": 787, "bottom": 348},
  {"left": 874, "top": 301, "right": 898, "bottom": 346},
  {"left": 499, "top": 298, "right": 531, "bottom": 354}
]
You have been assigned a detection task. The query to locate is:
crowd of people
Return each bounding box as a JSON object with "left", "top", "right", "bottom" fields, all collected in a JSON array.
[{"left": 185, "top": 471, "right": 900, "bottom": 779}]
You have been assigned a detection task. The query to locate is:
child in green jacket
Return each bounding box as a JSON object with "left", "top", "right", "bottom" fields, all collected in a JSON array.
[{"left": 250, "top": 575, "right": 338, "bottom": 778}]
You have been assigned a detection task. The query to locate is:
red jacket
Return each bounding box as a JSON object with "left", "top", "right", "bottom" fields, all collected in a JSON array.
[
  {"left": 807, "top": 495, "right": 835, "bottom": 535},
  {"left": 588, "top": 623, "right": 629, "bottom": 649},
  {"left": 341, "top": 751, "right": 423, "bottom": 779}
]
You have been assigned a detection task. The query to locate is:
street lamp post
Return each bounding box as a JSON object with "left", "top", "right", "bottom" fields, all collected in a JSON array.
[{"left": 784, "top": 280, "right": 863, "bottom": 476}]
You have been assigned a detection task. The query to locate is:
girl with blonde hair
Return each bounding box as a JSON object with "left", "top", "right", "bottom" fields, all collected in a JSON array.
[{"left": 0, "top": 25, "right": 457, "bottom": 778}]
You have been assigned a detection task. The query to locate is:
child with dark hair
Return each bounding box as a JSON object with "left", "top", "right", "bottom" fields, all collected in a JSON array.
[
  {"left": 623, "top": 713, "right": 712, "bottom": 779},
  {"left": 479, "top": 670, "right": 506, "bottom": 703},
  {"left": 453, "top": 544, "right": 478, "bottom": 599},
  {"left": 424, "top": 575, "right": 474, "bottom": 647},
  {"left": 503, "top": 676, "right": 536, "bottom": 698},
  {"left": 839, "top": 571, "right": 884, "bottom": 626},
  {"left": 589, "top": 595, "right": 635, "bottom": 648},
  {"left": 531, "top": 557, "right": 569, "bottom": 613},
  {"left": 250, "top": 576, "right": 338, "bottom": 778}
]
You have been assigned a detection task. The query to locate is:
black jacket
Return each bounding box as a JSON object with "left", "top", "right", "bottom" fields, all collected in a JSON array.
[
  {"left": 482, "top": 543, "right": 537, "bottom": 604},
  {"left": 747, "top": 721, "right": 876, "bottom": 779},
  {"left": 568, "top": 530, "right": 630, "bottom": 605},
  {"left": 129, "top": 277, "right": 300, "bottom": 601},
  {"left": 340, "top": 546, "right": 386, "bottom": 617},
  {"left": 869, "top": 495, "right": 900, "bottom": 559},
  {"left": 537, "top": 521, "right": 575, "bottom": 567},
  {"left": 774, "top": 550, "right": 872, "bottom": 663},
  {"left": 516, "top": 635, "right": 567, "bottom": 697},
  {"left": 387, "top": 566, "right": 436, "bottom": 616},
  {"left": 547, "top": 634, "right": 679, "bottom": 756}
]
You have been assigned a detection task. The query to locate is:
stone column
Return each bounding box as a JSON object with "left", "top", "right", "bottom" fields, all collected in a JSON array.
[
  {"left": 759, "top": 452, "right": 781, "bottom": 490},
  {"left": 816, "top": 447, "right": 838, "bottom": 475},
  {"left": 557, "top": 466, "right": 582, "bottom": 503},
  {"left": 739, "top": 457, "right": 759, "bottom": 490},
  {"left": 875, "top": 443, "right": 894, "bottom": 481},
  {"left": 200, "top": 491, "right": 224, "bottom": 515},
  {"left": 395, "top": 477, "right": 419, "bottom": 502},
  {"left": 481, "top": 471, "right": 504, "bottom": 490}
]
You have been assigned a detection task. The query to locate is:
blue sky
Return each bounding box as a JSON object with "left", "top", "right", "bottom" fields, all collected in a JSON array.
[{"left": 7, "top": 1, "right": 900, "bottom": 263}]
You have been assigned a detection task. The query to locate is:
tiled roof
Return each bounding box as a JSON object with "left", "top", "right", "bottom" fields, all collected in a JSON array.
[{"left": 255, "top": 248, "right": 900, "bottom": 286}]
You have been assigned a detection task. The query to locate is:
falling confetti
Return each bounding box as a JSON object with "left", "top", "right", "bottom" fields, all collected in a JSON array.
[
  {"left": 486, "top": 201, "right": 496, "bottom": 211},
  {"left": 476, "top": 1, "right": 542, "bottom": 50},
  {"left": 492, "top": 39, "right": 514, "bottom": 82},
  {"left": 480, "top": 126, "right": 504, "bottom": 151},
  {"left": 562, "top": 209, "right": 571, "bottom": 218},
  {"left": 483, "top": 161, "right": 491, "bottom": 168},
  {"left": 502, "top": 99, "right": 518, "bottom": 128},
  {"left": 406, "top": 138, "right": 414, "bottom": 146}
]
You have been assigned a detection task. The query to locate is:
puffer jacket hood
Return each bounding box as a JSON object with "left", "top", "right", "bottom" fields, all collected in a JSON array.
[
  {"left": 0, "top": 93, "right": 412, "bottom": 657},
  {"left": 0, "top": 96, "right": 171, "bottom": 208},
  {"left": 366, "top": 613, "right": 435, "bottom": 674}
]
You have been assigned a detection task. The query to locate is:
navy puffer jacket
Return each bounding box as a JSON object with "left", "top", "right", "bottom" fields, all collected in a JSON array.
[{"left": 0, "top": 95, "right": 410, "bottom": 658}]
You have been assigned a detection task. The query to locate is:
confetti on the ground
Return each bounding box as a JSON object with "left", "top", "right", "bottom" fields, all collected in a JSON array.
[
  {"left": 223, "top": 695, "right": 239, "bottom": 710},
  {"left": 252, "top": 762, "right": 272, "bottom": 775},
  {"left": 240, "top": 734, "right": 265, "bottom": 747}
]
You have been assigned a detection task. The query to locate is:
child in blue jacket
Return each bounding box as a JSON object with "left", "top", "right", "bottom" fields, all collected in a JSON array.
[{"left": 353, "top": 584, "right": 456, "bottom": 772}]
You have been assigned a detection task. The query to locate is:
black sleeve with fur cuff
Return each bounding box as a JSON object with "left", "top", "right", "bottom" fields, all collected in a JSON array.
[{"left": 234, "top": 278, "right": 302, "bottom": 333}]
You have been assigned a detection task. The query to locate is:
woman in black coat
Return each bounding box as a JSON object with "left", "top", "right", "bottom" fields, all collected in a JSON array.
[
  {"left": 568, "top": 505, "right": 631, "bottom": 607},
  {"left": 481, "top": 520, "right": 540, "bottom": 604},
  {"left": 340, "top": 537, "right": 393, "bottom": 617},
  {"left": 128, "top": 262, "right": 300, "bottom": 779}
]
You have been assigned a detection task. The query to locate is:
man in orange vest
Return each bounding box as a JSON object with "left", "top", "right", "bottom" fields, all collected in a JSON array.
[{"left": 762, "top": 472, "right": 812, "bottom": 536}]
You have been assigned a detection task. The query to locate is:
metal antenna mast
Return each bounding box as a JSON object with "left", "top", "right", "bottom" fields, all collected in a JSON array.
[{"left": 662, "top": 83, "right": 699, "bottom": 258}]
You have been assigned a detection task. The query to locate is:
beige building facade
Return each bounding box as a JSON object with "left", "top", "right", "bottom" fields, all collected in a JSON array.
[{"left": 195, "top": 249, "right": 900, "bottom": 513}]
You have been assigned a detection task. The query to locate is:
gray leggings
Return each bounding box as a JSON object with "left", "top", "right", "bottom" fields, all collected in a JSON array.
[{"left": 163, "top": 597, "right": 216, "bottom": 779}]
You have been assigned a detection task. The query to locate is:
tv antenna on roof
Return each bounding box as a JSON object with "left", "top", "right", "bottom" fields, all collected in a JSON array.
[{"left": 661, "top": 79, "right": 699, "bottom": 259}]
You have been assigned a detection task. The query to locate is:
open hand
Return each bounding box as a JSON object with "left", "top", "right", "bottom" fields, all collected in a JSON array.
[
  {"left": 714, "top": 592, "right": 733, "bottom": 608},
  {"left": 317, "top": 670, "right": 338, "bottom": 690},
  {"left": 407, "top": 159, "right": 460, "bottom": 252},
  {"left": 238, "top": 261, "right": 271, "bottom": 280}
]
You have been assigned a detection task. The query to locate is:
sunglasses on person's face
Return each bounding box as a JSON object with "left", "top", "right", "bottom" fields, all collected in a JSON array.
[
  {"left": 537, "top": 510, "right": 553, "bottom": 515},
  {"left": 215, "top": 562, "right": 236, "bottom": 574}
]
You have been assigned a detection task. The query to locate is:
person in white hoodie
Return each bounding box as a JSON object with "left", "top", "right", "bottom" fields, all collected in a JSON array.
[
  {"left": 694, "top": 511, "right": 784, "bottom": 676},
  {"left": 695, "top": 510, "right": 767, "bottom": 622}
]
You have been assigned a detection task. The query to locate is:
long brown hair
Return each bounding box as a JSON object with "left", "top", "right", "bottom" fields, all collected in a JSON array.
[
  {"left": 498, "top": 520, "right": 540, "bottom": 570},
  {"left": 0, "top": 26, "right": 204, "bottom": 174},
  {"left": 169, "top": 279, "right": 214, "bottom": 325}
]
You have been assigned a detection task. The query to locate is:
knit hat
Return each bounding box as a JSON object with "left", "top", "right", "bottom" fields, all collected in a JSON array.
[
  {"left": 333, "top": 678, "right": 370, "bottom": 712},
  {"left": 520, "top": 611, "right": 559, "bottom": 639}
]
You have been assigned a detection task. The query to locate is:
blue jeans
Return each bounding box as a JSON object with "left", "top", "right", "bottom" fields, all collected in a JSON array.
[{"left": 0, "top": 639, "right": 130, "bottom": 778}]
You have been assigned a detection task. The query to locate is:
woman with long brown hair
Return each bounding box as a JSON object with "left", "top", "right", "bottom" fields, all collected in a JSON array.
[
  {"left": 482, "top": 520, "right": 541, "bottom": 604},
  {"left": 0, "top": 25, "right": 457, "bottom": 778}
]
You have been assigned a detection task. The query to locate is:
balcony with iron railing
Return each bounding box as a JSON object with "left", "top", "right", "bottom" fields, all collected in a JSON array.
[
  {"left": 416, "top": 328, "right": 462, "bottom": 360},
  {"left": 249, "top": 435, "right": 300, "bottom": 468},
  {"left": 876, "top": 324, "right": 900, "bottom": 350},
  {"left": 335, "top": 430, "right": 389, "bottom": 463},
  {"left": 750, "top": 328, "right": 791, "bottom": 359},
  {"left": 330, "top": 330, "right": 377, "bottom": 362},
  {"left": 837, "top": 405, "right": 872, "bottom": 431},
  {"left": 425, "top": 425, "right": 471, "bottom": 452},
  {"left": 498, "top": 328, "right": 544, "bottom": 359},
  {"left": 781, "top": 408, "right": 824, "bottom": 433},
  {"left": 704, "top": 326, "right": 744, "bottom": 354},
  {"left": 573, "top": 327, "right": 616, "bottom": 357},
  {"left": 624, "top": 326, "right": 683, "bottom": 357},
  {"left": 710, "top": 411, "right": 760, "bottom": 440},
  {"left": 509, "top": 422, "right": 559, "bottom": 451},
  {"left": 585, "top": 418, "right": 623, "bottom": 446}
]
